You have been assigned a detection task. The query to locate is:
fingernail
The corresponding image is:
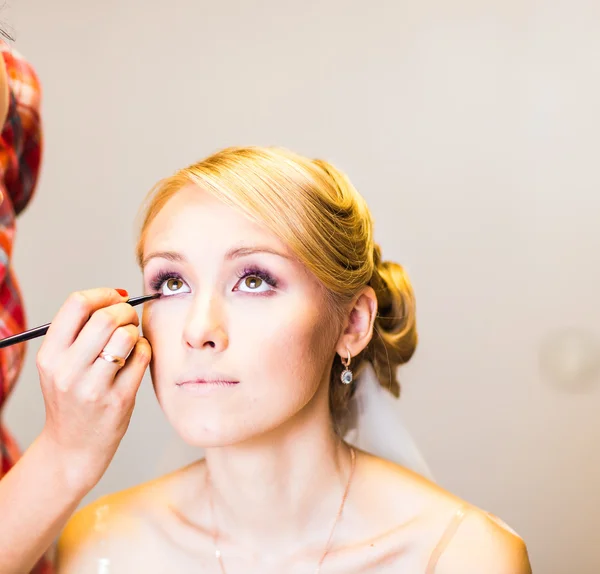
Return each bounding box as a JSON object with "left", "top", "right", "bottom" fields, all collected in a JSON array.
[{"left": 115, "top": 288, "right": 129, "bottom": 298}]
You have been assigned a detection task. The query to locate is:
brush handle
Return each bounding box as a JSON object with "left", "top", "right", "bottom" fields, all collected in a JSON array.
[{"left": 0, "top": 294, "right": 159, "bottom": 349}]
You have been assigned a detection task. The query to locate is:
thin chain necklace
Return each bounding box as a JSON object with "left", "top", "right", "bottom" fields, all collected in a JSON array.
[{"left": 207, "top": 447, "right": 356, "bottom": 574}]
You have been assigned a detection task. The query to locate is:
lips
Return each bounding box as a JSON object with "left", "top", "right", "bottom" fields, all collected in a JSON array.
[
  {"left": 178, "top": 379, "right": 238, "bottom": 385},
  {"left": 176, "top": 376, "right": 239, "bottom": 386}
]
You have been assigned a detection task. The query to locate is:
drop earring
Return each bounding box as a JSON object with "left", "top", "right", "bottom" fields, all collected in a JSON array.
[{"left": 340, "top": 348, "right": 353, "bottom": 385}]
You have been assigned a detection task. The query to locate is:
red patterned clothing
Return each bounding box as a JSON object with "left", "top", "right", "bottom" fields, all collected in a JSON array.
[{"left": 0, "top": 41, "right": 51, "bottom": 573}]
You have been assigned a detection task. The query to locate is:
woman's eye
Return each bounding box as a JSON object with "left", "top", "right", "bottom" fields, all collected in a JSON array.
[
  {"left": 236, "top": 274, "right": 273, "bottom": 293},
  {"left": 159, "top": 276, "right": 190, "bottom": 296}
]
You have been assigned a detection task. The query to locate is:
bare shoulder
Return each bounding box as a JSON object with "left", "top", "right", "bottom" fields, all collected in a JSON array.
[
  {"left": 57, "top": 490, "right": 136, "bottom": 572},
  {"left": 56, "top": 462, "right": 201, "bottom": 573},
  {"left": 354, "top": 451, "right": 531, "bottom": 573},
  {"left": 56, "top": 483, "right": 162, "bottom": 573},
  {"left": 432, "top": 508, "right": 531, "bottom": 574}
]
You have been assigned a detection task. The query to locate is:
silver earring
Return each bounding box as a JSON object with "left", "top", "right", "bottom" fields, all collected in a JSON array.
[{"left": 340, "top": 348, "right": 353, "bottom": 385}]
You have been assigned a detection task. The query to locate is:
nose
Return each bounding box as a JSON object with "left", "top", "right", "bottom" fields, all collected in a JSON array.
[{"left": 183, "top": 293, "right": 229, "bottom": 352}]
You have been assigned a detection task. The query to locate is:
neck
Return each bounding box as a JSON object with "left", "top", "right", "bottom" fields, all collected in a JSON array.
[{"left": 203, "top": 401, "right": 355, "bottom": 555}]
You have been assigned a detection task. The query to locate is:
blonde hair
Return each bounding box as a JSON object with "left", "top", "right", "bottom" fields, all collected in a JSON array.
[{"left": 135, "top": 146, "right": 417, "bottom": 430}]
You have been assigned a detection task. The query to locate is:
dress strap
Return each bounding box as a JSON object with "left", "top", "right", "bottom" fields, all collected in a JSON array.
[{"left": 425, "top": 504, "right": 469, "bottom": 573}]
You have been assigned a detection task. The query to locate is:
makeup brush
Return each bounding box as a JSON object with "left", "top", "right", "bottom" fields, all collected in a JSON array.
[{"left": 0, "top": 293, "right": 161, "bottom": 349}]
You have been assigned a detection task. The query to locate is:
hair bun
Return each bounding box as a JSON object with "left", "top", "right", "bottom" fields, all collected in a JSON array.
[{"left": 366, "top": 245, "right": 418, "bottom": 397}]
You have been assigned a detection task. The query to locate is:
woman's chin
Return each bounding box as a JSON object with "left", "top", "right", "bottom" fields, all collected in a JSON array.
[
  {"left": 167, "top": 410, "right": 299, "bottom": 450},
  {"left": 158, "top": 392, "right": 315, "bottom": 448},
  {"left": 165, "top": 412, "right": 259, "bottom": 448}
]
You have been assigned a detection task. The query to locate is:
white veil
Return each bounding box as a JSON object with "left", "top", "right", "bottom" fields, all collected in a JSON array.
[{"left": 343, "top": 362, "right": 435, "bottom": 481}]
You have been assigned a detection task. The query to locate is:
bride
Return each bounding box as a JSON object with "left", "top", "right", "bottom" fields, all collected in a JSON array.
[{"left": 55, "top": 146, "right": 531, "bottom": 573}]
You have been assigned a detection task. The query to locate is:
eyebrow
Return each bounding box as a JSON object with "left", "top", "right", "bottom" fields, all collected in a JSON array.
[{"left": 141, "top": 245, "right": 291, "bottom": 270}]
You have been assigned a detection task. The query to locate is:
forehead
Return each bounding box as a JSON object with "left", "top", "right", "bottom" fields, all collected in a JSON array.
[{"left": 143, "top": 185, "right": 291, "bottom": 258}]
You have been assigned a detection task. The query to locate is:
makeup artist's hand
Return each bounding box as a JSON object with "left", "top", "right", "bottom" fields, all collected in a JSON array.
[{"left": 35, "top": 287, "right": 152, "bottom": 493}]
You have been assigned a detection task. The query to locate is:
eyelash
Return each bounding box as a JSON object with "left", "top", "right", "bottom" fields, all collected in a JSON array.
[
  {"left": 148, "top": 266, "right": 279, "bottom": 293},
  {"left": 149, "top": 269, "right": 183, "bottom": 293},
  {"left": 235, "top": 265, "right": 279, "bottom": 289}
]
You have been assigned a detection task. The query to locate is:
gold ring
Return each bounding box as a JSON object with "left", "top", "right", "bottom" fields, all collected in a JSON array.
[{"left": 98, "top": 351, "right": 126, "bottom": 368}]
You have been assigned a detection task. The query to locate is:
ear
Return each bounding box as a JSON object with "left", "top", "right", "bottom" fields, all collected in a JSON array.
[{"left": 335, "top": 286, "right": 378, "bottom": 362}]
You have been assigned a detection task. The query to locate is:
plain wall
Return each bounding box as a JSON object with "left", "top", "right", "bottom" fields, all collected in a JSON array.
[{"left": 3, "top": 1, "right": 600, "bottom": 572}]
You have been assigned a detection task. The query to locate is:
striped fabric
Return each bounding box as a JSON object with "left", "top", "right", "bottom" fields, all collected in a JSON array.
[{"left": 0, "top": 41, "right": 52, "bottom": 573}]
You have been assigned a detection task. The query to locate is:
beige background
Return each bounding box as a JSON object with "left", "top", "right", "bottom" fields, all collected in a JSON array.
[{"left": 4, "top": 1, "right": 600, "bottom": 572}]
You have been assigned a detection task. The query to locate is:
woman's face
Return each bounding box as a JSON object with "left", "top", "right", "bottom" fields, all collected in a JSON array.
[{"left": 141, "top": 185, "right": 340, "bottom": 446}]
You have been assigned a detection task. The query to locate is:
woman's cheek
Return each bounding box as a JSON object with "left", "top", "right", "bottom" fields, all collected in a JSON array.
[{"left": 141, "top": 304, "right": 160, "bottom": 343}]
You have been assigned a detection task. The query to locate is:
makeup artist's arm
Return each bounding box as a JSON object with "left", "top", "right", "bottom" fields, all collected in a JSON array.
[
  {"left": 0, "top": 288, "right": 152, "bottom": 574},
  {"left": 0, "top": 432, "right": 94, "bottom": 572}
]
